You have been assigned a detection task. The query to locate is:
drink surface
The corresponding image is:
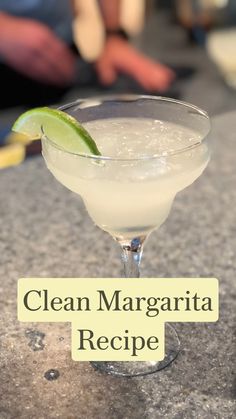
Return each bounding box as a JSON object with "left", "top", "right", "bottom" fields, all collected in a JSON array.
[
  {"left": 84, "top": 118, "right": 202, "bottom": 159},
  {"left": 43, "top": 117, "right": 210, "bottom": 240}
]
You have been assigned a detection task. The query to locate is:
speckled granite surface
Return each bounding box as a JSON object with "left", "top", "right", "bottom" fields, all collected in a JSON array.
[{"left": 1, "top": 110, "right": 236, "bottom": 418}]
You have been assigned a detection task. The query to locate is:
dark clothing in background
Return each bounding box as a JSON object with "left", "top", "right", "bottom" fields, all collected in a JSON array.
[
  {"left": 0, "top": 64, "right": 68, "bottom": 109},
  {"left": 0, "top": 0, "right": 75, "bottom": 108}
]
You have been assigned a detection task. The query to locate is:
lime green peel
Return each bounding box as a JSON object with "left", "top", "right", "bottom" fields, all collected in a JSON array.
[{"left": 12, "top": 107, "right": 101, "bottom": 155}]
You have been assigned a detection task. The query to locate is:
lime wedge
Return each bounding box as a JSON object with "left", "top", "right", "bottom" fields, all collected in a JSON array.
[{"left": 12, "top": 107, "right": 101, "bottom": 155}]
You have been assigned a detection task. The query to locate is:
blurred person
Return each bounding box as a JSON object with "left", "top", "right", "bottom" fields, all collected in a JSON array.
[
  {"left": 175, "top": 0, "right": 236, "bottom": 43},
  {"left": 0, "top": 0, "right": 174, "bottom": 107}
]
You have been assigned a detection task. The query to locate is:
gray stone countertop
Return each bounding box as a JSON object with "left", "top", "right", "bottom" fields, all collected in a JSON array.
[{"left": 0, "top": 112, "right": 235, "bottom": 419}]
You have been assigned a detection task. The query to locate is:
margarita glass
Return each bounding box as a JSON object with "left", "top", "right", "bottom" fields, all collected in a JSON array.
[{"left": 41, "top": 95, "right": 211, "bottom": 377}]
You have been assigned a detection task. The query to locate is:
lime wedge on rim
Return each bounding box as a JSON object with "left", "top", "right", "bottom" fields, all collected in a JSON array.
[{"left": 12, "top": 107, "right": 101, "bottom": 155}]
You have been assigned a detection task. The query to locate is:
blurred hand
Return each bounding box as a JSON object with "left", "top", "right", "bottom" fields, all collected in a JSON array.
[
  {"left": 0, "top": 13, "right": 76, "bottom": 86},
  {"left": 99, "top": 0, "right": 120, "bottom": 30},
  {"left": 96, "top": 35, "right": 175, "bottom": 92}
]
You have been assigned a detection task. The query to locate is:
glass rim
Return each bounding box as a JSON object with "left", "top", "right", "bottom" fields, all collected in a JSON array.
[{"left": 42, "top": 95, "right": 211, "bottom": 162}]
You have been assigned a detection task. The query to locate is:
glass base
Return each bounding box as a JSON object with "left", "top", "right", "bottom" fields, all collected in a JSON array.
[{"left": 90, "top": 324, "right": 180, "bottom": 377}]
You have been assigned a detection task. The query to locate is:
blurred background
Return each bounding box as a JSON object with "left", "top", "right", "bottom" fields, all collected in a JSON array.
[{"left": 0, "top": 0, "right": 236, "bottom": 168}]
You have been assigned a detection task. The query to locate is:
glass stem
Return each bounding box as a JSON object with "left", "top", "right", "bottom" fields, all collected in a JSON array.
[{"left": 119, "top": 236, "right": 146, "bottom": 278}]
